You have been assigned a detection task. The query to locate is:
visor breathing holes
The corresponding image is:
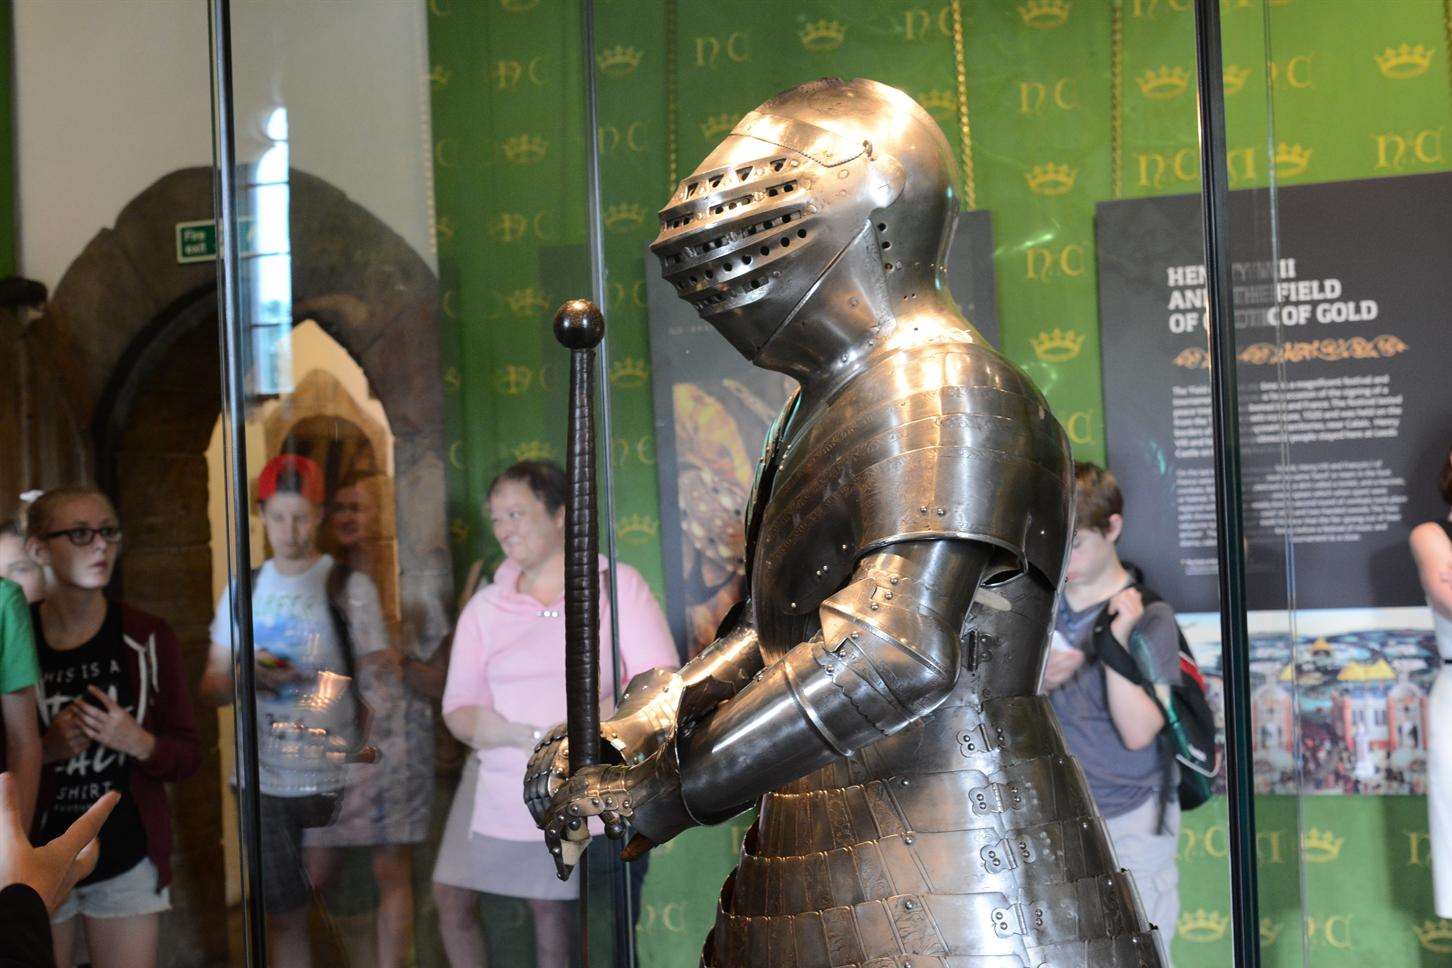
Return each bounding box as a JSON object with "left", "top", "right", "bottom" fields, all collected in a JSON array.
[{"left": 797, "top": 228, "right": 807, "bottom": 238}]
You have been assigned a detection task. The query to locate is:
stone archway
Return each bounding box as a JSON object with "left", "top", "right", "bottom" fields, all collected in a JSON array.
[{"left": 34, "top": 166, "right": 452, "bottom": 965}]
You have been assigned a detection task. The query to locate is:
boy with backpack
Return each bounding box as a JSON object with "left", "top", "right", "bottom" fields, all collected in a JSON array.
[
  {"left": 1044, "top": 462, "right": 1213, "bottom": 967},
  {"left": 200, "top": 454, "right": 387, "bottom": 968}
]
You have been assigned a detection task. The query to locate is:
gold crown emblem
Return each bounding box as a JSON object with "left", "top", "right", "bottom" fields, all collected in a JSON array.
[
  {"left": 604, "top": 202, "right": 647, "bottom": 234},
  {"left": 429, "top": 64, "right": 452, "bottom": 88},
  {"left": 1223, "top": 64, "right": 1252, "bottom": 96},
  {"left": 1414, "top": 919, "right": 1452, "bottom": 954},
  {"left": 1260, "top": 917, "right": 1283, "bottom": 947},
  {"left": 699, "top": 112, "right": 737, "bottom": 140},
  {"left": 1178, "top": 909, "right": 1230, "bottom": 943},
  {"left": 1376, "top": 43, "right": 1434, "bottom": 79},
  {"left": 597, "top": 45, "right": 643, "bottom": 78},
  {"left": 918, "top": 89, "right": 957, "bottom": 119},
  {"left": 1300, "top": 827, "right": 1343, "bottom": 863},
  {"left": 505, "top": 287, "right": 550, "bottom": 319},
  {"left": 1018, "top": 0, "right": 1071, "bottom": 29},
  {"left": 799, "top": 18, "right": 846, "bottom": 52},
  {"left": 618, "top": 514, "right": 660, "bottom": 544},
  {"left": 1030, "top": 327, "right": 1086, "bottom": 362},
  {"left": 512, "top": 440, "right": 555, "bottom": 462},
  {"left": 501, "top": 134, "right": 548, "bottom": 165},
  {"left": 1137, "top": 65, "right": 1191, "bottom": 100},
  {"left": 1274, "top": 142, "right": 1312, "bottom": 177},
  {"left": 609, "top": 357, "right": 650, "bottom": 387},
  {"left": 1025, "top": 162, "right": 1077, "bottom": 196}
]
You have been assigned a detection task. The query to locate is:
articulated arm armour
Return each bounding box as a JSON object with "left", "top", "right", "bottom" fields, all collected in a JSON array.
[
  {"left": 627, "top": 538, "right": 992, "bottom": 843},
  {"left": 601, "top": 614, "right": 764, "bottom": 767}
]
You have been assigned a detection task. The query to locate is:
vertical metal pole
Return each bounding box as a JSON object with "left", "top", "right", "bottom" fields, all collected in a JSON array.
[
  {"left": 579, "top": 1, "right": 636, "bottom": 964},
  {"left": 1192, "top": 2, "right": 1261, "bottom": 966},
  {"left": 207, "top": 1, "right": 267, "bottom": 962}
]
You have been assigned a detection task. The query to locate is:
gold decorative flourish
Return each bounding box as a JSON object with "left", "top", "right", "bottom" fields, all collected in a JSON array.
[
  {"left": 1236, "top": 335, "right": 1407, "bottom": 365},
  {"left": 1376, "top": 43, "right": 1434, "bottom": 79},
  {"left": 429, "top": 64, "right": 452, "bottom": 88},
  {"left": 949, "top": 0, "right": 975, "bottom": 209},
  {"left": 1173, "top": 347, "right": 1211, "bottom": 370},
  {"left": 798, "top": 18, "right": 846, "bottom": 53},
  {"left": 1260, "top": 918, "right": 1283, "bottom": 947}
]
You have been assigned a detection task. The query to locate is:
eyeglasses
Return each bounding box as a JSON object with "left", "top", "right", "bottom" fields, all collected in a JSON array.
[{"left": 42, "top": 527, "right": 123, "bottom": 547}]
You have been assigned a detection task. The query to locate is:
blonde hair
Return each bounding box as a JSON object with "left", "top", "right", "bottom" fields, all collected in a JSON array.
[{"left": 25, "top": 486, "right": 117, "bottom": 539}]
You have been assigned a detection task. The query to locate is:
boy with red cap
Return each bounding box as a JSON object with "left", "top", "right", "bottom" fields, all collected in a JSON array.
[{"left": 200, "top": 454, "right": 387, "bottom": 968}]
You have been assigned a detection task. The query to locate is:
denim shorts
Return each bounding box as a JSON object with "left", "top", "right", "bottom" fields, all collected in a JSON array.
[{"left": 53, "top": 857, "right": 171, "bottom": 923}]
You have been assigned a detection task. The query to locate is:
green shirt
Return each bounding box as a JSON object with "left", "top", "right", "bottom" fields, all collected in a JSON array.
[{"left": 0, "top": 579, "right": 40, "bottom": 693}]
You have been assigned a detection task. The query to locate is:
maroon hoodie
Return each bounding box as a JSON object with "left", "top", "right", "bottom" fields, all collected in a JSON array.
[{"left": 34, "top": 603, "right": 200, "bottom": 891}]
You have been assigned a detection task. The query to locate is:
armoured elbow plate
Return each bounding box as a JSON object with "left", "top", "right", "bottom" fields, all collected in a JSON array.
[{"left": 793, "top": 556, "right": 963, "bottom": 753}]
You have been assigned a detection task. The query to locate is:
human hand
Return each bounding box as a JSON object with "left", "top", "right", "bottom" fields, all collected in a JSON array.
[
  {"left": 42, "top": 704, "right": 90, "bottom": 762},
  {"left": 1042, "top": 647, "right": 1086, "bottom": 690},
  {"left": 1108, "top": 588, "right": 1144, "bottom": 647},
  {"left": 0, "top": 772, "right": 118, "bottom": 914},
  {"left": 255, "top": 651, "right": 300, "bottom": 693},
  {"left": 75, "top": 687, "right": 154, "bottom": 761}
]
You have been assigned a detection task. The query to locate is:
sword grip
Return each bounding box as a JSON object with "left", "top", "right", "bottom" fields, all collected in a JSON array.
[{"left": 554, "top": 299, "right": 606, "bottom": 776}]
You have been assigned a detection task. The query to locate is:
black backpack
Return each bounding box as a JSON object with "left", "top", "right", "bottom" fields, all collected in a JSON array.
[{"left": 1089, "top": 575, "right": 1219, "bottom": 814}]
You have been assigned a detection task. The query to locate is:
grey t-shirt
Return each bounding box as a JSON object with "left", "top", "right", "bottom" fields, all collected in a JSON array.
[
  {"left": 209, "top": 555, "right": 386, "bottom": 796},
  {"left": 1049, "top": 589, "right": 1180, "bottom": 819}
]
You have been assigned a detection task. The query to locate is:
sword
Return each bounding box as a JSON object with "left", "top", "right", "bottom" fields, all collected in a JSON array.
[{"left": 553, "top": 299, "right": 604, "bottom": 897}]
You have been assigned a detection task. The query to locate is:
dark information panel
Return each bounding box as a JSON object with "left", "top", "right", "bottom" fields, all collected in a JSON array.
[
  {"left": 1098, "top": 172, "right": 1452, "bottom": 612},
  {"left": 646, "top": 211, "right": 999, "bottom": 655}
]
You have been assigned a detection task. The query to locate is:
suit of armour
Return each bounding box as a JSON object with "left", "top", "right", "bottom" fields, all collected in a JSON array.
[{"left": 525, "top": 77, "right": 1164, "bottom": 968}]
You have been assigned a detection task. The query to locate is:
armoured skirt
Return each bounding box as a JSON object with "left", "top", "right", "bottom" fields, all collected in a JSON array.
[{"left": 700, "top": 691, "right": 1163, "bottom": 968}]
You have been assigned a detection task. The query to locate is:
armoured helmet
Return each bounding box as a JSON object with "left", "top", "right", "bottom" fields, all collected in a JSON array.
[{"left": 650, "top": 78, "right": 959, "bottom": 375}]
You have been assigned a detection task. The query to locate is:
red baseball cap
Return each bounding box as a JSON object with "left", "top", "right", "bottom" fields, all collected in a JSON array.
[{"left": 257, "top": 454, "right": 326, "bottom": 505}]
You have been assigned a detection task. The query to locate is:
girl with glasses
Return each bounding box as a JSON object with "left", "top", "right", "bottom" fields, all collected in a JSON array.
[{"left": 22, "top": 487, "right": 200, "bottom": 968}]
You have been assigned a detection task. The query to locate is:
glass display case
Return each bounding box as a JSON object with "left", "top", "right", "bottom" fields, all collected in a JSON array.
[{"left": 4, "top": 1, "right": 1449, "bottom": 966}]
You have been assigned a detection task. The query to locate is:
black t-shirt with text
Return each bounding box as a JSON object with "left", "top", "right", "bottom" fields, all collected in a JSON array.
[{"left": 32, "top": 602, "right": 147, "bottom": 885}]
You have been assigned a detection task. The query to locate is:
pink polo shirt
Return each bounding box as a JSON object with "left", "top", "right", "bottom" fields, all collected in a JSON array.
[{"left": 443, "top": 556, "right": 680, "bottom": 841}]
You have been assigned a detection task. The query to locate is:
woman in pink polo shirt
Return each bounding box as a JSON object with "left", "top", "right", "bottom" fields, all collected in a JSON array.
[{"left": 431, "top": 460, "right": 678, "bottom": 966}]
